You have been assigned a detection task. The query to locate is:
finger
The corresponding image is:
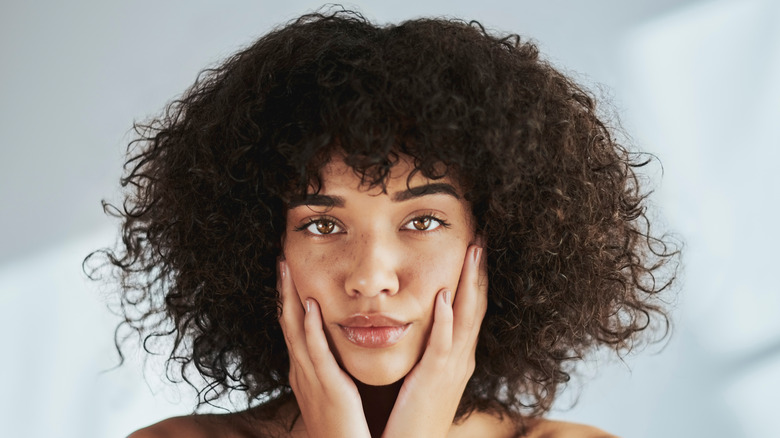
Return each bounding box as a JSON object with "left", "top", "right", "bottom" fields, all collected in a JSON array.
[
  {"left": 422, "top": 289, "right": 454, "bottom": 363},
  {"left": 278, "top": 260, "right": 314, "bottom": 371},
  {"left": 452, "top": 245, "right": 487, "bottom": 347},
  {"left": 303, "top": 299, "right": 347, "bottom": 382},
  {"left": 471, "top": 245, "right": 488, "bottom": 355}
]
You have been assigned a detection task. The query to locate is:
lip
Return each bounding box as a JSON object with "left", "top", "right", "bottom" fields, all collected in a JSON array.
[{"left": 338, "top": 314, "right": 411, "bottom": 348}]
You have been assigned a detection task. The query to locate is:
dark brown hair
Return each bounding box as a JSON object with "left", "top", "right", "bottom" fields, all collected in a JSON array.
[{"left": 87, "top": 8, "right": 679, "bottom": 425}]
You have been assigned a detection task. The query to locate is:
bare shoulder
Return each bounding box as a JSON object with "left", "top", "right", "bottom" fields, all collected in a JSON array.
[
  {"left": 126, "top": 402, "right": 300, "bottom": 438},
  {"left": 524, "top": 418, "right": 617, "bottom": 438},
  {"left": 126, "top": 416, "right": 211, "bottom": 438},
  {"left": 450, "top": 411, "right": 615, "bottom": 438}
]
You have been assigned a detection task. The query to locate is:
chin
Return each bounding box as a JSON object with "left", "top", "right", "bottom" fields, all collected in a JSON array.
[
  {"left": 326, "top": 321, "right": 429, "bottom": 386},
  {"left": 350, "top": 368, "right": 407, "bottom": 386},
  {"left": 340, "top": 350, "right": 418, "bottom": 386}
]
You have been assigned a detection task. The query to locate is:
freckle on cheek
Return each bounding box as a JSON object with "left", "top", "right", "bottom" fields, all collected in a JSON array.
[{"left": 334, "top": 245, "right": 350, "bottom": 264}]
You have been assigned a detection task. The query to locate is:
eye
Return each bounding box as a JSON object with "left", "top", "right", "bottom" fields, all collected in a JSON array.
[
  {"left": 301, "top": 219, "right": 342, "bottom": 235},
  {"left": 403, "top": 215, "right": 446, "bottom": 231}
]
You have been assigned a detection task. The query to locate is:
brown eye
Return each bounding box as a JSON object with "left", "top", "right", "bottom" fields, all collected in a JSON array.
[
  {"left": 413, "top": 217, "right": 431, "bottom": 230},
  {"left": 305, "top": 219, "right": 340, "bottom": 235},
  {"left": 404, "top": 216, "right": 443, "bottom": 231},
  {"left": 317, "top": 221, "right": 334, "bottom": 234}
]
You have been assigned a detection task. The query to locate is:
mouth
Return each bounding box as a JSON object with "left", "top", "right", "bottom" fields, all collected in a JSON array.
[{"left": 338, "top": 314, "right": 411, "bottom": 348}]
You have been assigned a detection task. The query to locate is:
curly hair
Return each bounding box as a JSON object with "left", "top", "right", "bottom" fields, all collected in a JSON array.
[{"left": 87, "top": 8, "right": 679, "bottom": 426}]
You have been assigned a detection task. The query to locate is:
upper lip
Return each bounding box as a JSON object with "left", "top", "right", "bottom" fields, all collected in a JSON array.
[{"left": 338, "top": 314, "right": 408, "bottom": 327}]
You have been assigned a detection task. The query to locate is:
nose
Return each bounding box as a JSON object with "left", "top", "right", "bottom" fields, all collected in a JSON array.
[{"left": 344, "top": 233, "right": 400, "bottom": 298}]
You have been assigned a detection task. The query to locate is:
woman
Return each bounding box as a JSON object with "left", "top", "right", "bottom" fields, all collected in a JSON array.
[{"left": 89, "top": 9, "right": 679, "bottom": 437}]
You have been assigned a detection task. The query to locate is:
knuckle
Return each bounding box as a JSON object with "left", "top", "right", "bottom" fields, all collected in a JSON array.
[
  {"left": 288, "top": 372, "right": 298, "bottom": 391},
  {"left": 439, "top": 309, "right": 454, "bottom": 324},
  {"left": 431, "top": 343, "right": 449, "bottom": 357},
  {"left": 459, "top": 358, "right": 476, "bottom": 381},
  {"left": 281, "top": 329, "right": 293, "bottom": 347},
  {"left": 460, "top": 316, "right": 477, "bottom": 332},
  {"left": 280, "top": 308, "right": 294, "bottom": 326},
  {"left": 467, "top": 357, "right": 476, "bottom": 374}
]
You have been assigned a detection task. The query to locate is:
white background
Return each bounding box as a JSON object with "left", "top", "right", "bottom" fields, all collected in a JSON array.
[{"left": 1, "top": 1, "right": 778, "bottom": 437}]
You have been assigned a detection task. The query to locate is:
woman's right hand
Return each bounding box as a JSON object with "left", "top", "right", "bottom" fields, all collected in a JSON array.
[{"left": 278, "top": 260, "right": 372, "bottom": 438}]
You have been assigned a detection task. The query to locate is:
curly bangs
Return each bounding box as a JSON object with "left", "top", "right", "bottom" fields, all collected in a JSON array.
[{"left": 87, "top": 9, "right": 679, "bottom": 421}]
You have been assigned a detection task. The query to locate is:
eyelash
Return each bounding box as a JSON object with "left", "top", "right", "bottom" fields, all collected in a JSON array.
[
  {"left": 294, "top": 214, "right": 450, "bottom": 236},
  {"left": 401, "top": 214, "right": 451, "bottom": 232},
  {"left": 294, "top": 215, "right": 344, "bottom": 235}
]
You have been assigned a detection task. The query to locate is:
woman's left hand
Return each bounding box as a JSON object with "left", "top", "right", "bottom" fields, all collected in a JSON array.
[{"left": 381, "top": 244, "right": 488, "bottom": 438}]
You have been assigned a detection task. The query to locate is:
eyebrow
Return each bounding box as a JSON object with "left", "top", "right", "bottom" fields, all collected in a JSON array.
[
  {"left": 391, "top": 182, "right": 461, "bottom": 202},
  {"left": 288, "top": 194, "right": 345, "bottom": 209},
  {"left": 288, "top": 182, "right": 460, "bottom": 209}
]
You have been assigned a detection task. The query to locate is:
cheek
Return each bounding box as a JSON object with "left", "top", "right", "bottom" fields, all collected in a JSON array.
[
  {"left": 284, "top": 247, "right": 325, "bottom": 301},
  {"left": 284, "top": 242, "right": 349, "bottom": 306},
  {"left": 405, "top": 244, "right": 467, "bottom": 304}
]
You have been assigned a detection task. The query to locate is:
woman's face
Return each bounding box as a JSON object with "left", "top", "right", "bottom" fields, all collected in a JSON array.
[{"left": 283, "top": 154, "right": 476, "bottom": 386}]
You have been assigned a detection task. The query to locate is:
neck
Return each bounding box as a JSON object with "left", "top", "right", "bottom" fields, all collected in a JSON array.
[{"left": 354, "top": 377, "right": 403, "bottom": 438}]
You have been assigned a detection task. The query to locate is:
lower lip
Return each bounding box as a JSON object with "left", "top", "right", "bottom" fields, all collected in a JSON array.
[{"left": 340, "top": 324, "right": 411, "bottom": 348}]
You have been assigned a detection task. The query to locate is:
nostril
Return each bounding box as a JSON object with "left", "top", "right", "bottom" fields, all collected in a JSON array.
[{"left": 343, "top": 240, "right": 401, "bottom": 297}]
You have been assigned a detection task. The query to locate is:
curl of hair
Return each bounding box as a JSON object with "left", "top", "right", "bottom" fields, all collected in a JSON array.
[{"left": 86, "top": 8, "right": 679, "bottom": 425}]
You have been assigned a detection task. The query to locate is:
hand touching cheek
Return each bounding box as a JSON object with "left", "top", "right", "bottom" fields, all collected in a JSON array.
[{"left": 283, "top": 155, "right": 476, "bottom": 387}]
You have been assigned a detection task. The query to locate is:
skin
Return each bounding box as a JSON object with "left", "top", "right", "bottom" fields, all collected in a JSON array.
[
  {"left": 128, "top": 412, "right": 613, "bottom": 438},
  {"left": 127, "top": 154, "right": 616, "bottom": 438},
  {"left": 279, "top": 154, "right": 487, "bottom": 437},
  {"left": 282, "top": 154, "right": 478, "bottom": 387}
]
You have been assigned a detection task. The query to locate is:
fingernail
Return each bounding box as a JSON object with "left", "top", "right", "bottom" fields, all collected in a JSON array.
[
  {"left": 443, "top": 290, "right": 452, "bottom": 306},
  {"left": 474, "top": 246, "right": 482, "bottom": 264},
  {"left": 305, "top": 298, "right": 312, "bottom": 313},
  {"left": 280, "top": 261, "right": 287, "bottom": 280}
]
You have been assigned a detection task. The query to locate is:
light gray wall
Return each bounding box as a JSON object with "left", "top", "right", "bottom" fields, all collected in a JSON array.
[{"left": 2, "top": 1, "right": 778, "bottom": 437}]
